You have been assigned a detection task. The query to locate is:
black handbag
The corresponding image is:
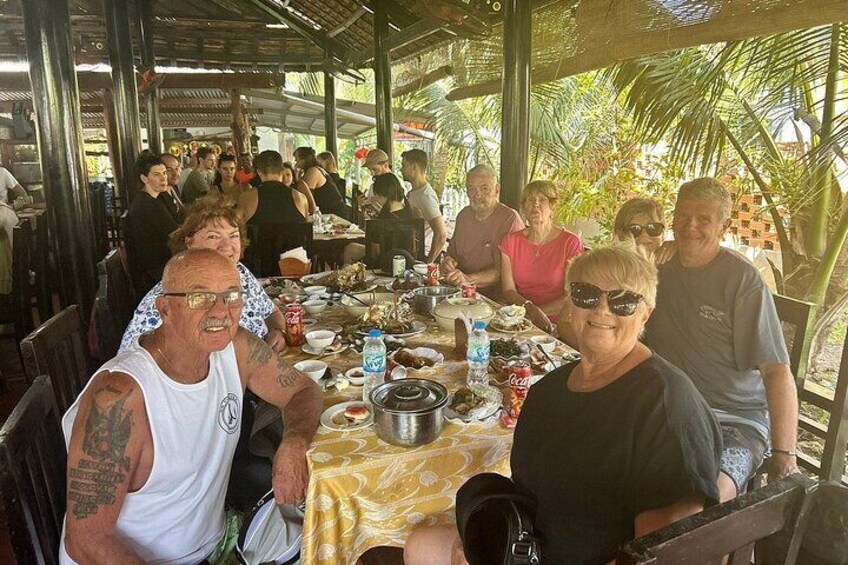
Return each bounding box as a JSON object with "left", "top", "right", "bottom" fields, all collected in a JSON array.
[{"left": 456, "top": 473, "right": 542, "bottom": 565}]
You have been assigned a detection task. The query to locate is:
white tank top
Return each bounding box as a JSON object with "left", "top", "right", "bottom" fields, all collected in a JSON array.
[{"left": 59, "top": 340, "right": 243, "bottom": 564}]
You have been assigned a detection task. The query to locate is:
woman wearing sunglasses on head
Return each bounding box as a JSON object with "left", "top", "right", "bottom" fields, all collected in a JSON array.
[{"left": 406, "top": 246, "right": 722, "bottom": 565}]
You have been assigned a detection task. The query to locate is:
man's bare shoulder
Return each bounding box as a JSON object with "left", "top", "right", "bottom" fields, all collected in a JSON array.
[{"left": 77, "top": 370, "right": 144, "bottom": 414}]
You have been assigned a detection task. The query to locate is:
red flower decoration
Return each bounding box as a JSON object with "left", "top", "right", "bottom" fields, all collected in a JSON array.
[{"left": 354, "top": 147, "right": 370, "bottom": 160}]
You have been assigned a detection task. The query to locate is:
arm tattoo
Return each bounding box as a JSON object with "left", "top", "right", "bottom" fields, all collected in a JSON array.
[
  {"left": 276, "top": 357, "right": 299, "bottom": 388},
  {"left": 247, "top": 332, "right": 273, "bottom": 366},
  {"left": 67, "top": 386, "right": 133, "bottom": 519}
]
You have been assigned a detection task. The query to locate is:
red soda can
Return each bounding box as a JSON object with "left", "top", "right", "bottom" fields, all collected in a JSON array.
[
  {"left": 461, "top": 282, "right": 477, "bottom": 299},
  {"left": 507, "top": 360, "right": 532, "bottom": 420},
  {"left": 284, "top": 304, "right": 305, "bottom": 347},
  {"left": 426, "top": 264, "right": 440, "bottom": 286}
]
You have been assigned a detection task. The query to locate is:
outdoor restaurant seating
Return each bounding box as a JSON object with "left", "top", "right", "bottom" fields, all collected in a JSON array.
[
  {"left": 21, "top": 305, "right": 93, "bottom": 413},
  {"left": 615, "top": 474, "right": 815, "bottom": 565},
  {"left": 0, "top": 221, "right": 35, "bottom": 361},
  {"left": 364, "top": 218, "right": 426, "bottom": 268},
  {"left": 243, "top": 222, "right": 314, "bottom": 278},
  {"left": 90, "top": 249, "right": 136, "bottom": 361},
  {"left": 774, "top": 294, "right": 818, "bottom": 383},
  {"left": 0, "top": 375, "right": 66, "bottom": 565}
]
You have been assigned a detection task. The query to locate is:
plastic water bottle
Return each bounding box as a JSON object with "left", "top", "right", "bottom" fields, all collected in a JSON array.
[
  {"left": 362, "top": 330, "right": 387, "bottom": 404},
  {"left": 466, "top": 321, "right": 490, "bottom": 387},
  {"left": 314, "top": 207, "right": 324, "bottom": 231}
]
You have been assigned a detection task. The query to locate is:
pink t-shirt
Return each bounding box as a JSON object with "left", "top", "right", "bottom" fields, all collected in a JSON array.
[{"left": 499, "top": 228, "right": 584, "bottom": 320}]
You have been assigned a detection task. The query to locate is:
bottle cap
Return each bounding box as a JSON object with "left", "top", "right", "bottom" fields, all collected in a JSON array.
[
  {"left": 473, "top": 321, "right": 486, "bottom": 330},
  {"left": 368, "top": 329, "right": 382, "bottom": 338}
]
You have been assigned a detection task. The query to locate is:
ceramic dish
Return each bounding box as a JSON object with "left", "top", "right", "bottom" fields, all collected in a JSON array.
[
  {"left": 389, "top": 347, "right": 444, "bottom": 373},
  {"left": 489, "top": 318, "right": 534, "bottom": 334},
  {"left": 301, "top": 341, "right": 348, "bottom": 356},
  {"left": 444, "top": 386, "right": 503, "bottom": 423},
  {"left": 355, "top": 320, "right": 427, "bottom": 338},
  {"left": 320, "top": 401, "right": 374, "bottom": 431},
  {"left": 344, "top": 367, "right": 367, "bottom": 386}
]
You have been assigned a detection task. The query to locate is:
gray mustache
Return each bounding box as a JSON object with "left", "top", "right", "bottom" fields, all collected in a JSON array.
[{"left": 200, "top": 318, "right": 233, "bottom": 330}]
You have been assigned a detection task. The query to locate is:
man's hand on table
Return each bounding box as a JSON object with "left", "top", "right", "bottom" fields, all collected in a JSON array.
[
  {"left": 272, "top": 436, "right": 310, "bottom": 505},
  {"left": 265, "top": 328, "right": 288, "bottom": 353}
]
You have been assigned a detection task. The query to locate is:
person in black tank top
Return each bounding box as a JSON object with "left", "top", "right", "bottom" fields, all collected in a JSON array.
[
  {"left": 238, "top": 150, "right": 309, "bottom": 226},
  {"left": 293, "top": 146, "right": 348, "bottom": 219}
]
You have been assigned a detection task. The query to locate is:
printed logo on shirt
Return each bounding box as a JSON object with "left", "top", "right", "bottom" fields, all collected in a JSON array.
[
  {"left": 217, "top": 393, "right": 240, "bottom": 434},
  {"left": 699, "top": 305, "right": 726, "bottom": 323}
]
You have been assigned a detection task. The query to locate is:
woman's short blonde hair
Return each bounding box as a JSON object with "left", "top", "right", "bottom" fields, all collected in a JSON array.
[
  {"left": 520, "top": 180, "right": 558, "bottom": 208},
  {"left": 168, "top": 198, "right": 249, "bottom": 254},
  {"left": 566, "top": 244, "right": 658, "bottom": 308},
  {"left": 613, "top": 198, "right": 664, "bottom": 236}
]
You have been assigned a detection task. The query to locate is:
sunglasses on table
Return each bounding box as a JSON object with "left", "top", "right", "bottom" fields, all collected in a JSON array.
[
  {"left": 626, "top": 222, "right": 665, "bottom": 238},
  {"left": 569, "top": 282, "right": 644, "bottom": 317},
  {"left": 162, "top": 290, "right": 245, "bottom": 310}
]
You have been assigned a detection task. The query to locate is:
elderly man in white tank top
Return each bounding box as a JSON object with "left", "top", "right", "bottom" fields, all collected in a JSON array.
[{"left": 59, "top": 249, "right": 323, "bottom": 564}]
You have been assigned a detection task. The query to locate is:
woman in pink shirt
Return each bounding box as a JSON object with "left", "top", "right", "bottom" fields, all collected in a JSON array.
[{"left": 499, "top": 180, "right": 584, "bottom": 333}]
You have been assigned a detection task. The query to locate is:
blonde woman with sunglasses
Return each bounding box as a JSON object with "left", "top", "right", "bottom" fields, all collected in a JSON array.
[{"left": 406, "top": 245, "right": 722, "bottom": 564}]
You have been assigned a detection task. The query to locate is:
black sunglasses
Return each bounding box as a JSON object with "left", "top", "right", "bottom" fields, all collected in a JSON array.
[
  {"left": 626, "top": 222, "right": 665, "bottom": 238},
  {"left": 569, "top": 282, "right": 644, "bottom": 317}
]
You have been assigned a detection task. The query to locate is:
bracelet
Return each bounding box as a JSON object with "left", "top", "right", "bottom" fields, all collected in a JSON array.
[
  {"left": 770, "top": 449, "right": 797, "bottom": 457},
  {"left": 522, "top": 299, "right": 533, "bottom": 308}
]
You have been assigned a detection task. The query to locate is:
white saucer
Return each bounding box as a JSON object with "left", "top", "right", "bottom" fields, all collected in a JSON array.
[{"left": 302, "top": 342, "right": 349, "bottom": 356}]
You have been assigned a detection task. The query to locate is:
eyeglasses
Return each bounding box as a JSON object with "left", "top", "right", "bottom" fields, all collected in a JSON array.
[
  {"left": 626, "top": 222, "right": 665, "bottom": 238},
  {"left": 569, "top": 282, "right": 644, "bottom": 317},
  {"left": 162, "top": 290, "right": 244, "bottom": 310}
]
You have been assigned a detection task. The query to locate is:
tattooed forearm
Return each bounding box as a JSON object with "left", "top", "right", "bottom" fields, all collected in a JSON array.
[
  {"left": 247, "top": 332, "right": 273, "bottom": 366},
  {"left": 277, "top": 357, "right": 300, "bottom": 388},
  {"left": 68, "top": 388, "right": 133, "bottom": 519}
]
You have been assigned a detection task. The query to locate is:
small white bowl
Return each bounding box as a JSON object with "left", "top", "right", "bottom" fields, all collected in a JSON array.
[
  {"left": 304, "top": 285, "right": 328, "bottom": 296},
  {"left": 302, "top": 299, "right": 328, "bottom": 315},
  {"left": 295, "top": 360, "right": 328, "bottom": 382},
  {"left": 530, "top": 335, "right": 557, "bottom": 353},
  {"left": 412, "top": 263, "right": 429, "bottom": 275},
  {"left": 305, "top": 329, "right": 336, "bottom": 350}
]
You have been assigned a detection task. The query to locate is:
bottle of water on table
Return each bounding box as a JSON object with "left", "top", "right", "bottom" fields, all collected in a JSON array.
[
  {"left": 362, "top": 329, "right": 386, "bottom": 404},
  {"left": 466, "top": 321, "right": 490, "bottom": 387},
  {"left": 314, "top": 206, "right": 324, "bottom": 231}
]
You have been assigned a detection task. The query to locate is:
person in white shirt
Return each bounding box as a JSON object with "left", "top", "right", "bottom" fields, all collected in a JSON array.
[
  {"left": 60, "top": 249, "right": 322, "bottom": 564},
  {"left": 400, "top": 149, "right": 447, "bottom": 263},
  {"left": 0, "top": 166, "right": 29, "bottom": 204}
]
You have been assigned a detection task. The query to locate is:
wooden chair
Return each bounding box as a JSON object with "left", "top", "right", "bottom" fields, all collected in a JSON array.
[
  {"left": 773, "top": 294, "right": 817, "bottom": 383},
  {"left": 21, "top": 305, "right": 93, "bottom": 413},
  {"left": 0, "top": 375, "right": 67, "bottom": 565},
  {"left": 364, "top": 218, "right": 426, "bottom": 269},
  {"left": 89, "top": 249, "right": 137, "bottom": 361},
  {"left": 615, "top": 474, "right": 815, "bottom": 565},
  {"left": 243, "top": 222, "right": 314, "bottom": 278},
  {"left": 0, "top": 220, "right": 36, "bottom": 349}
]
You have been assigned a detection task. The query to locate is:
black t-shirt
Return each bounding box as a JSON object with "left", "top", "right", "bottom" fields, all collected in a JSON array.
[{"left": 511, "top": 354, "right": 722, "bottom": 564}]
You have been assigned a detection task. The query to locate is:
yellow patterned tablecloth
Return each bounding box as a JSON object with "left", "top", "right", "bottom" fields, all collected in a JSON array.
[{"left": 277, "top": 299, "right": 566, "bottom": 564}]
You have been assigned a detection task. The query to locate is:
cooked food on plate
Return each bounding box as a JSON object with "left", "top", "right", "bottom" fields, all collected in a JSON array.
[
  {"left": 311, "top": 262, "right": 369, "bottom": 292},
  {"left": 489, "top": 338, "right": 527, "bottom": 359},
  {"left": 331, "top": 404, "right": 370, "bottom": 427},
  {"left": 393, "top": 348, "right": 436, "bottom": 369},
  {"left": 360, "top": 301, "right": 414, "bottom": 334},
  {"left": 449, "top": 386, "right": 486, "bottom": 416}
]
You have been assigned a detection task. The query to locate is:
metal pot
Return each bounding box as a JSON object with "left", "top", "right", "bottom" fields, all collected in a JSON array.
[
  {"left": 407, "top": 285, "right": 459, "bottom": 317},
  {"left": 370, "top": 379, "right": 448, "bottom": 447}
]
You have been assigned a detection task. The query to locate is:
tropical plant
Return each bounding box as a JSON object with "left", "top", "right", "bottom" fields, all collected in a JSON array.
[{"left": 606, "top": 23, "right": 848, "bottom": 358}]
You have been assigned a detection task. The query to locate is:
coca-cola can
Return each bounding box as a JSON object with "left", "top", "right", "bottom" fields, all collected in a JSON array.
[
  {"left": 284, "top": 304, "right": 305, "bottom": 347},
  {"left": 426, "top": 264, "right": 440, "bottom": 286},
  {"left": 507, "top": 360, "right": 532, "bottom": 420},
  {"left": 461, "top": 282, "right": 477, "bottom": 299}
]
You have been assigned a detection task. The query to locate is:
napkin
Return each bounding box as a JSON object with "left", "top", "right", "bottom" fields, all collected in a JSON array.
[{"left": 279, "top": 247, "right": 309, "bottom": 262}]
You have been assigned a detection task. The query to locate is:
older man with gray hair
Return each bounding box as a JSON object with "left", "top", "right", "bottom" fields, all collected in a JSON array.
[
  {"left": 645, "top": 177, "right": 799, "bottom": 502},
  {"left": 441, "top": 164, "right": 524, "bottom": 298}
]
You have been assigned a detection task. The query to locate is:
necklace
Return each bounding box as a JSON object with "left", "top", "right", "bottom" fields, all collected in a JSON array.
[{"left": 154, "top": 340, "right": 207, "bottom": 382}]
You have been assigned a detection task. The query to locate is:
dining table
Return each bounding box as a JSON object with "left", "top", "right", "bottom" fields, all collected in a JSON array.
[
  {"left": 271, "top": 276, "right": 575, "bottom": 564},
  {"left": 312, "top": 213, "right": 366, "bottom": 270}
]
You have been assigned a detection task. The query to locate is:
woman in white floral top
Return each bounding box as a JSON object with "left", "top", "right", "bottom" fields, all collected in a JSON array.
[{"left": 120, "top": 199, "right": 288, "bottom": 353}]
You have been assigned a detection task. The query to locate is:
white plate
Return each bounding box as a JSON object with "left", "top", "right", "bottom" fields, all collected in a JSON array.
[
  {"left": 344, "top": 367, "right": 367, "bottom": 386},
  {"left": 489, "top": 318, "right": 534, "bottom": 334},
  {"left": 302, "top": 342, "right": 349, "bottom": 356},
  {"left": 390, "top": 347, "right": 444, "bottom": 373},
  {"left": 356, "top": 320, "right": 427, "bottom": 338},
  {"left": 320, "top": 401, "right": 373, "bottom": 431},
  {"left": 445, "top": 387, "right": 503, "bottom": 422}
]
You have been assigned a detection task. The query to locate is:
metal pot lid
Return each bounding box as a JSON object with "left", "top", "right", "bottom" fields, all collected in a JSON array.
[
  {"left": 371, "top": 379, "right": 448, "bottom": 413},
  {"left": 412, "top": 285, "right": 458, "bottom": 297}
]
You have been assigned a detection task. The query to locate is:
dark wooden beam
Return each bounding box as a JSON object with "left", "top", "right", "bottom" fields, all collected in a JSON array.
[
  {"left": 349, "top": 18, "right": 444, "bottom": 64},
  {"left": 0, "top": 72, "right": 287, "bottom": 90},
  {"left": 392, "top": 65, "right": 452, "bottom": 97}
]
